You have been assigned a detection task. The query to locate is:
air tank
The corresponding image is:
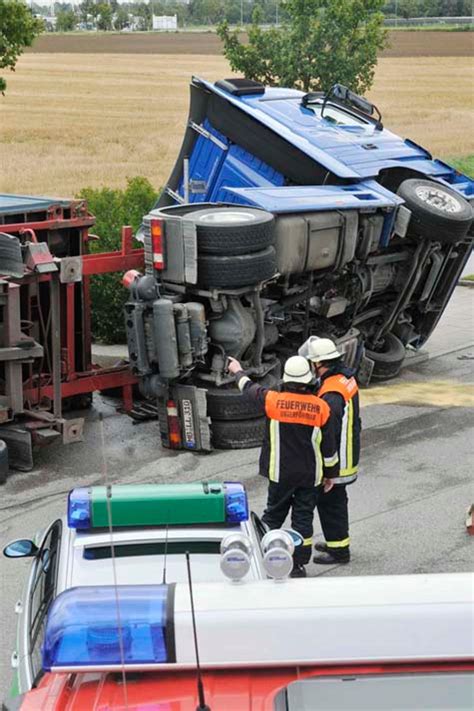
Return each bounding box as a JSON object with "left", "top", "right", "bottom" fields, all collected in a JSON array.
[
  {"left": 186, "top": 302, "right": 208, "bottom": 360},
  {"left": 173, "top": 304, "right": 193, "bottom": 369},
  {"left": 152, "top": 299, "right": 180, "bottom": 379}
]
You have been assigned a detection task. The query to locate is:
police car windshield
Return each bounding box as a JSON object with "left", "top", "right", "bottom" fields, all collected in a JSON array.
[{"left": 83, "top": 540, "right": 221, "bottom": 560}]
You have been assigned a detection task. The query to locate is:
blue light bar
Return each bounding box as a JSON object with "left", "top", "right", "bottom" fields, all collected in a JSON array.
[
  {"left": 224, "top": 482, "right": 249, "bottom": 523},
  {"left": 67, "top": 487, "right": 91, "bottom": 530},
  {"left": 42, "top": 585, "right": 173, "bottom": 670}
]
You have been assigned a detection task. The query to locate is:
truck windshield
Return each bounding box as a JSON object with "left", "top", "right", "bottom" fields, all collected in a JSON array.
[{"left": 308, "top": 102, "right": 370, "bottom": 127}]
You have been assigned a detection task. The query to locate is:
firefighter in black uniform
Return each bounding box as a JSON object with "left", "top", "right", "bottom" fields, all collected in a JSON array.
[
  {"left": 227, "top": 354, "right": 339, "bottom": 578},
  {"left": 302, "top": 338, "right": 361, "bottom": 565}
]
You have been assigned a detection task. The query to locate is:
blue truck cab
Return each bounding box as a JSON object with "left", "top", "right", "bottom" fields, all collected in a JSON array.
[{"left": 125, "top": 77, "right": 473, "bottom": 450}]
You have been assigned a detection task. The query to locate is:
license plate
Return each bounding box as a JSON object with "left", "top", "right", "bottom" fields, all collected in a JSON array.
[{"left": 181, "top": 399, "right": 196, "bottom": 449}]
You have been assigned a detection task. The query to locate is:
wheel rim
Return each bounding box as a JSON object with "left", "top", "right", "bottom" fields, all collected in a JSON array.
[
  {"left": 198, "top": 211, "right": 257, "bottom": 224},
  {"left": 415, "top": 185, "right": 462, "bottom": 214}
]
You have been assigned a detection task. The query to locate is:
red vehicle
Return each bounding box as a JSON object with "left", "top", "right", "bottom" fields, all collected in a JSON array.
[{"left": 4, "top": 572, "right": 474, "bottom": 710}]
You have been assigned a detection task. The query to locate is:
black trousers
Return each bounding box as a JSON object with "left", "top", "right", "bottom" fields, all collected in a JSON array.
[
  {"left": 262, "top": 481, "right": 320, "bottom": 565},
  {"left": 317, "top": 484, "right": 350, "bottom": 552}
]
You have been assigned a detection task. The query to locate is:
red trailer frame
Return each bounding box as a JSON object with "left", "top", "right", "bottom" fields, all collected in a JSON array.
[{"left": 0, "top": 196, "right": 145, "bottom": 472}]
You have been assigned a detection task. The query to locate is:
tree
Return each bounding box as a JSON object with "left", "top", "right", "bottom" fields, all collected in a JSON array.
[
  {"left": 0, "top": 0, "right": 43, "bottom": 93},
  {"left": 114, "top": 7, "right": 129, "bottom": 30},
  {"left": 134, "top": 2, "right": 152, "bottom": 30},
  {"left": 398, "top": 0, "right": 420, "bottom": 19},
  {"left": 56, "top": 9, "right": 77, "bottom": 31},
  {"left": 79, "top": 0, "right": 96, "bottom": 23},
  {"left": 96, "top": 2, "right": 113, "bottom": 30},
  {"left": 218, "top": 0, "right": 388, "bottom": 94},
  {"left": 189, "top": 0, "right": 226, "bottom": 25}
]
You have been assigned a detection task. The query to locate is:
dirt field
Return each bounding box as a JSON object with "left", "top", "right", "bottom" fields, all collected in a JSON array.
[
  {"left": 1, "top": 53, "right": 473, "bottom": 197},
  {"left": 28, "top": 30, "right": 474, "bottom": 57}
]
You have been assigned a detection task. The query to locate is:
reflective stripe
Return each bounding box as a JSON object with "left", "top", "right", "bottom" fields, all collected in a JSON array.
[
  {"left": 302, "top": 537, "right": 313, "bottom": 547},
  {"left": 311, "top": 428, "right": 323, "bottom": 486},
  {"left": 346, "top": 397, "right": 354, "bottom": 473},
  {"left": 237, "top": 375, "right": 251, "bottom": 392},
  {"left": 333, "top": 472, "right": 358, "bottom": 485},
  {"left": 269, "top": 419, "right": 280, "bottom": 482},
  {"left": 340, "top": 401, "right": 349, "bottom": 471},
  {"left": 324, "top": 453, "right": 339, "bottom": 467},
  {"left": 327, "top": 537, "right": 350, "bottom": 549}
]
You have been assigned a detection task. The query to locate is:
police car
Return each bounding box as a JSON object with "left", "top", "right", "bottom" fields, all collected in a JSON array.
[
  {"left": 5, "top": 483, "right": 473, "bottom": 709},
  {"left": 4, "top": 481, "right": 295, "bottom": 696}
]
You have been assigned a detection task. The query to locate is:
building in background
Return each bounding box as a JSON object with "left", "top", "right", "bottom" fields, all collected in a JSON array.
[{"left": 152, "top": 14, "right": 178, "bottom": 31}]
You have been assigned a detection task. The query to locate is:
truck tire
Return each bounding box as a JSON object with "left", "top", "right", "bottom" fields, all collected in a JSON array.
[
  {"left": 211, "top": 417, "right": 266, "bottom": 449},
  {"left": 204, "top": 373, "right": 278, "bottom": 421},
  {"left": 197, "top": 246, "right": 277, "bottom": 288},
  {"left": 365, "top": 333, "right": 406, "bottom": 381},
  {"left": 0, "top": 233, "right": 23, "bottom": 278},
  {"left": 0, "top": 440, "right": 8, "bottom": 485},
  {"left": 397, "top": 179, "right": 473, "bottom": 243},
  {"left": 185, "top": 207, "right": 275, "bottom": 255}
]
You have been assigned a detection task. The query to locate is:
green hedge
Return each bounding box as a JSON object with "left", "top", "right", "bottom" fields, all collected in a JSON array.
[{"left": 78, "top": 177, "right": 159, "bottom": 344}]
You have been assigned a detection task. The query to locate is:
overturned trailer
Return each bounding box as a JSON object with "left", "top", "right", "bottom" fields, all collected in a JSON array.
[{"left": 124, "top": 78, "right": 473, "bottom": 452}]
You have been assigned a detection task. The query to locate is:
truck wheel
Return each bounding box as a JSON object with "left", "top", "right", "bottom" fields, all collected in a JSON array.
[
  {"left": 198, "top": 246, "right": 277, "bottom": 288},
  {"left": 0, "top": 440, "right": 8, "bottom": 485},
  {"left": 365, "top": 333, "right": 406, "bottom": 381},
  {"left": 211, "top": 417, "right": 266, "bottom": 449},
  {"left": 204, "top": 373, "right": 278, "bottom": 421},
  {"left": 397, "top": 179, "right": 472, "bottom": 243},
  {"left": 185, "top": 207, "right": 275, "bottom": 255}
]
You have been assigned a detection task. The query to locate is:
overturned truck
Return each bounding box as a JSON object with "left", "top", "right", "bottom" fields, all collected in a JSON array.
[{"left": 124, "top": 78, "right": 473, "bottom": 451}]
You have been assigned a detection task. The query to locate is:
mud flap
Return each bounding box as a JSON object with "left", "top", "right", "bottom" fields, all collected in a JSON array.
[
  {"left": 357, "top": 353, "right": 375, "bottom": 387},
  {"left": 0, "top": 426, "right": 33, "bottom": 472}
]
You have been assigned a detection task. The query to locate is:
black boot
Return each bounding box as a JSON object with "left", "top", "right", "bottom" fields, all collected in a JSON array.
[
  {"left": 314, "top": 541, "right": 329, "bottom": 553},
  {"left": 290, "top": 563, "right": 307, "bottom": 578},
  {"left": 313, "top": 549, "right": 350, "bottom": 565}
]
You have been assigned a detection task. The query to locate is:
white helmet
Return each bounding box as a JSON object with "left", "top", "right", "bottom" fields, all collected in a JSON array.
[
  {"left": 307, "top": 337, "right": 341, "bottom": 363},
  {"left": 283, "top": 355, "right": 313, "bottom": 384}
]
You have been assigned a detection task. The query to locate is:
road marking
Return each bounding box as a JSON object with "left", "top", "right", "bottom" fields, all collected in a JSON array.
[{"left": 360, "top": 381, "right": 474, "bottom": 408}]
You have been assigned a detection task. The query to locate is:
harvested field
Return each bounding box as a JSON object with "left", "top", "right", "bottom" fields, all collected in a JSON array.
[
  {"left": 1, "top": 54, "right": 473, "bottom": 197},
  {"left": 27, "top": 30, "right": 474, "bottom": 57}
]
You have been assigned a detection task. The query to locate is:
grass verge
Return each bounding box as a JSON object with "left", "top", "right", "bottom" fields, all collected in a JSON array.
[{"left": 448, "top": 155, "right": 474, "bottom": 178}]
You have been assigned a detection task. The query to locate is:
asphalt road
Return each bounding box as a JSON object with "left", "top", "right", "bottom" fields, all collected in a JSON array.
[{"left": 1, "top": 348, "right": 473, "bottom": 698}]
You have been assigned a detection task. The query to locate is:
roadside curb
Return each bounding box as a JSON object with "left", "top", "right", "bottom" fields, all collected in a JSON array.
[{"left": 403, "top": 341, "right": 474, "bottom": 369}]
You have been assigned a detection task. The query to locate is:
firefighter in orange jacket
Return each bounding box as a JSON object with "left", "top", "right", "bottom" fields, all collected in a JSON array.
[
  {"left": 228, "top": 355, "right": 339, "bottom": 578},
  {"left": 303, "top": 338, "right": 361, "bottom": 565}
]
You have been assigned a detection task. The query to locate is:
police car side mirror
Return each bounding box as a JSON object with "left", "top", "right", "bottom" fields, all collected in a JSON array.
[{"left": 3, "top": 539, "right": 39, "bottom": 558}]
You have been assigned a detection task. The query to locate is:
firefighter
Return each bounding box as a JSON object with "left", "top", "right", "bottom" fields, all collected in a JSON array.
[
  {"left": 227, "top": 355, "right": 339, "bottom": 578},
  {"left": 304, "top": 338, "right": 361, "bottom": 565}
]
